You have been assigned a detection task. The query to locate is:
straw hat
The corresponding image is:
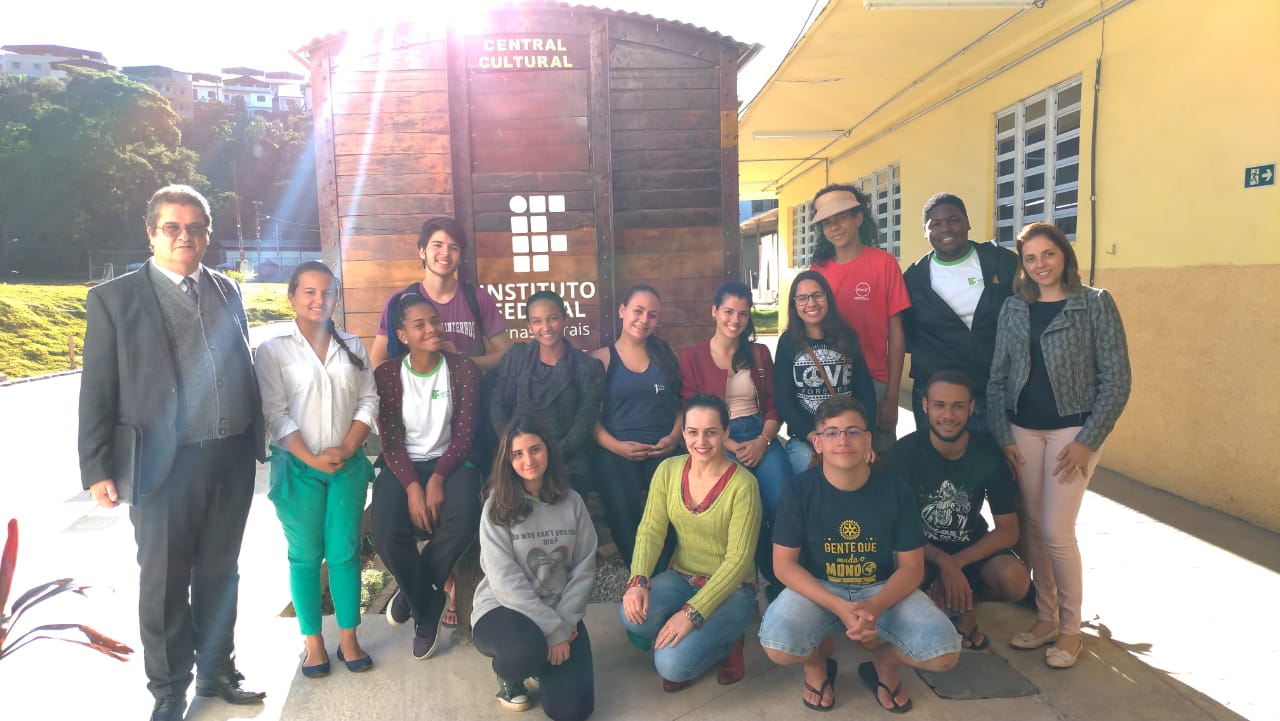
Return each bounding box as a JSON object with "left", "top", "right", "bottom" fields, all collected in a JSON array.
[{"left": 812, "top": 189, "right": 864, "bottom": 224}]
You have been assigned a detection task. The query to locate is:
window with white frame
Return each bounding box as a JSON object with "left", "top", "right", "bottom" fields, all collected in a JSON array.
[
  {"left": 791, "top": 201, "right": 820, "bottom": 267},
  {"left": 994, "top": 76, "right": 1082, "bottom": 246},
  {"left": 853, "top": 164, "right": 902, "bottom": 259}
]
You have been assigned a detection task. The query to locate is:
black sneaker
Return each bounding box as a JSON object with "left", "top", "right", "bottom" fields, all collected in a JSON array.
[
  {"left": 411, "top": 588, "right": 447, "bottom": 660},
  {"left": 496, "top": 678, "right": 532, "bottom": 712},
  {"left": 386, "top": 589, "right": 411, "bottom": 627}
]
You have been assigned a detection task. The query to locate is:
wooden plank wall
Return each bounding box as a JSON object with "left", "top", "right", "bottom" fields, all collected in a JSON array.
[
  {"left": 466, "top": 27, "right": 602, "bottom": 348},
  {"left": 309, "top": 11, "right": 742, "bottom": 353},
  {"left": 321, "top": 41, "right": 453, "bottom": 344},
  {"left": 607, "top": 19, "right": 735, "bottom": 352}
]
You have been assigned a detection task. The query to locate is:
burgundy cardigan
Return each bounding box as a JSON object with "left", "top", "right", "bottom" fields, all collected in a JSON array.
[
  {"left": 375, "top": 352, "right": 479, "bottom": 489},
  {"left": 678, "top": 339, "right": 779, "bottom": 423}
]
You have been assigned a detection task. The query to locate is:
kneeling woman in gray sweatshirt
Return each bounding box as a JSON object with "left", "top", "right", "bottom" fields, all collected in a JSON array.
[{"left": 472, "top": 416, "right": 598, "bottom": 720}]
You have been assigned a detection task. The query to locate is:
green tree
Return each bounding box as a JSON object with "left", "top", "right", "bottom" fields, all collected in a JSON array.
[
  {"left": 0, "top": 69, "right": 202, "bottom": 279},
  {"left": 183, "top": 105, "right": 318, "bottom": 256}
]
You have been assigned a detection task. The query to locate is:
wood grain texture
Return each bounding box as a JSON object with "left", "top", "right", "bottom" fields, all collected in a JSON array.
[
  {"left": 617, "top": 226, "right": 722, "bottom": 252},
  {"left": 616, "top": 250, "right": 723, "bottom": 279},
  {"left": 614, "top": 209, "right": 720, "bottom": 229},
  {"left": 331, "top": 91, "right": 449, "bottom": 115},
  {"left": 333, "top": 132, "right": 451, "bottom": 156},
  {"left": 329, "top": 69, "right": 448, "bottom": 94},
  {"left": 333, "top": 113, "right": 449, "bottom": 135},
  {"left": 473, "top": 144, "right": 590, "bottom": 173},
  {"left": 341, "top": 234, "right": 420, "bottom": 261},
  {"left": 336, "top": 153, "right": 451, "bottom": 178},
  {"left": 614, "top": 189, "right": 720, "bottom": 211},
  {"left": 337, "top": 174, "right": 452, "bottom": 196},
  {"left": 469, "top": 90, "right": 588, "bottom": 120},
  {"left": 339, "top": 194, "right": 452, "bottom": 217},
  {"left": 472, "top": 172, "right": 594, "bottom": 193},
  {"left": 610, "top": 110, "right": 719, "bottom": 131}
]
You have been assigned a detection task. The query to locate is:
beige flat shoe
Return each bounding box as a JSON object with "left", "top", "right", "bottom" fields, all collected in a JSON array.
[
  {"left": 1010, "top": 628, "right": 1059, "bottom": 650},
  {"left": 1045, "top": 639, "right": 1083, "bottom": 669}
]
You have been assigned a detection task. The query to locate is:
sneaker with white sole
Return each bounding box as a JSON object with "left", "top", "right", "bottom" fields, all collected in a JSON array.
[
  {"left": 386, "top": 589, "right": 411, "bottom": 627},
  {"left": 496, "top": 678, "right": 532, "bottom": 712}
]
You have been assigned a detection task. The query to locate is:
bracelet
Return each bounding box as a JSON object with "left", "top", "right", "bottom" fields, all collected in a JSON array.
[
  {"left": 625, "top": 575, "right": 650, "bottom": 590},
  {"left": 682, "top": 603, "right": 705, "bottom": 630}
]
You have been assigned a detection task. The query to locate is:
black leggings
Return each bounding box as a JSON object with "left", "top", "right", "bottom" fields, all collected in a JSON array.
[
  {"left": 370, "top": 460, "right": 481, "bottom": 632},
  {"left": 592, "top": 447, "right": 676, "bottom": 570},
  {"left": 473, "top": 607, "right": 594, "bottom": 721}
]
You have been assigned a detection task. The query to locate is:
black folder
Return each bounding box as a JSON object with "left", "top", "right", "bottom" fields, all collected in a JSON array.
[{"left": 111, "top": 424, "right": 142, "bottom": 505}]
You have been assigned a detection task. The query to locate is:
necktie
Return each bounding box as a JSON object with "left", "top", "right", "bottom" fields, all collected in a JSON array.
[{"left": 182, "top": 277, "right": 198, "bottom": 304}]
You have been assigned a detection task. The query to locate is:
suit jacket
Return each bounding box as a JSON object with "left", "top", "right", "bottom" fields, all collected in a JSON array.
[{"left": 78, "top": 259, "right": 265, "bottom": 495}]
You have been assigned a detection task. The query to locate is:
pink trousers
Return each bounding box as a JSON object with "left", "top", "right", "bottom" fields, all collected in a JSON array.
[{"left": 1011, "top": 424, "right": 1101, "bottom": 636}]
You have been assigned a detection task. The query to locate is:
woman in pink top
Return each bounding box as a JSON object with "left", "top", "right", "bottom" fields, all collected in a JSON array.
[
  {"left": 809, "top": 185, "right": 911, "bottom": 455},
  {"left": 679, "top": 281, "right": 791, "bottom": 591}
]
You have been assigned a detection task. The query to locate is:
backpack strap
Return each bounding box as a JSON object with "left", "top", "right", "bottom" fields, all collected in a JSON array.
[{"left": 460, "top": 281, "right": 486, "bottom": 344}]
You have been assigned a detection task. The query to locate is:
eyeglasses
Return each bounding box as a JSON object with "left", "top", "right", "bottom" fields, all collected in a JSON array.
[
  {"left": 795, "top": 291, "right": 827, "bottom": 306},
  {"left": 817, "top": 427, "right": 868, "bottom": 441},
  {"left": 155, "top": 223, "right": 209, "bottom": 240}
]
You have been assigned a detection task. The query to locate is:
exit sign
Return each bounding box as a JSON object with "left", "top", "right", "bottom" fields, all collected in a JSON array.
[{"left": 1245, "top": 163, "right": 1275, "bottom": 188}]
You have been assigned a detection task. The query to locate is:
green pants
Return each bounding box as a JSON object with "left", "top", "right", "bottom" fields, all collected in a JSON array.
[{"left": 268, "top": 449, "right": 373, "bottom": 636}]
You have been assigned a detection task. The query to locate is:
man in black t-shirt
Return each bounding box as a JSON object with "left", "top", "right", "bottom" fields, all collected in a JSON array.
[
  {"left": 759, "top": 396, "right": 959, "bottom": 713},
  {"left": 887, "top": 370, "right": 1030, "bottom": 650}
]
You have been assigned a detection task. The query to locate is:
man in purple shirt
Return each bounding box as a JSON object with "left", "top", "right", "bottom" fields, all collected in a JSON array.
[{"left": 369, "top": 216, "right": 512, "bottom": 369}]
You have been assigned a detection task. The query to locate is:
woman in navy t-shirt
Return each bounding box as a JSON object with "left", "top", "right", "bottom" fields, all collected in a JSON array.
[{"left": 589, "top": 285, "right": 683, "bottom": 566}]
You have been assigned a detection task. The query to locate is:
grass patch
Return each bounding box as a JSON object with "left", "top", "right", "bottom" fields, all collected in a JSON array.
[
  {"left": 0, "top": 281, "right": 291, "bottom": 379},
  {"left": 752, "top": 307, "right": 779, "bottom": 335}
]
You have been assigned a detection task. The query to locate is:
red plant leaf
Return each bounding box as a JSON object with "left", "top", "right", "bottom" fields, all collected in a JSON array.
[
  {"left": 8, "top": 578, "right": 77, "bottom": 614},
  {"left": 1, "top": 634, "right": 132, "bottom": 662},
  {"left": 0, "top": 519, "right": 17, "bottom": 613}
]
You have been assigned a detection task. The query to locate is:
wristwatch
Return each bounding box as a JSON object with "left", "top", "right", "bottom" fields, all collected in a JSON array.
[
  {"left": 682, "top": 603, "right": 704, "bottom": 630},
  {"left": 625, "top": 575, "right": 650, "bottom": 590}
]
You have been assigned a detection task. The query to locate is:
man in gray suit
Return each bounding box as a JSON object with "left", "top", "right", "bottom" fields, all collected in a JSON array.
[{"left": 79, "top": 185, "right": 266, "bottom": 721}]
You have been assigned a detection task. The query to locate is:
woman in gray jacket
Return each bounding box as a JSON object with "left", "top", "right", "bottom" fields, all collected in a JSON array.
[
  {"left": 987, "top": 222, "right": 1131, "bottom": 670},
  {"left": 472, "top": 416, "right": 597, "bottom": 720}
]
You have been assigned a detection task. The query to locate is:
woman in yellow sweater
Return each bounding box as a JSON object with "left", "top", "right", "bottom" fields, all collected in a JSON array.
[{"left": 620, "top": 394, "right": 762, "bottom": 692}]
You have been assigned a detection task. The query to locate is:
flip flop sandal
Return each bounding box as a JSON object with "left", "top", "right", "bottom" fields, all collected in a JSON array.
[
  {"left": 958, "top": 622, "right": 990, "bottom": 650},
  {"left": 802, "top": 657, "right": 837, "bottom": 712},
  {"left": 858, "top": 661, "right": 913, "bottom": 714}
]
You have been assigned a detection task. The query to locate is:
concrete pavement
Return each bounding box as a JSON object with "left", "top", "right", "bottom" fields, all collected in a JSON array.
[{"left": 1, "top": 373, "right": 1275, "bottom": 720}]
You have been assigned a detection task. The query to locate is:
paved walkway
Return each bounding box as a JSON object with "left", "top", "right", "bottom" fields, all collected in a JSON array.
[{"left": 1, "top": 374, "right": 1275, "bottom": 720}]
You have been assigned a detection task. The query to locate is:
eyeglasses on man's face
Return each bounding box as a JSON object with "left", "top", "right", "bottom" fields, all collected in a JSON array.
[
  {"left": 155, "top": 223, "right": 209, "bottom": 240},
  {"left": 817, "top": 427, "right": 868, "bottom": 441},
  {"left": 795, "top": 291, "right": 827, "bottom": 306}
]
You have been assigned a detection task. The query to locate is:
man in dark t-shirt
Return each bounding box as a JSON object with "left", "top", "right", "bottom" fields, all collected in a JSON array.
[
  {"left": 759, "top": 396, "right": 959, "bottom": 713},
  {"left": 887, "top": 370, "right": 1030, "bottom": 650}
]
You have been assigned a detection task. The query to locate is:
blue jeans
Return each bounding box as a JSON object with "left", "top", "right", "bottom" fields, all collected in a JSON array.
[
  {"left": 759, "top": 581, "right": 960, "bottom": 662},
  {"left": 785, "top": 437, "right": 816, "bottom": 475},
  {"left": 727, "top": 413, "right": 791, "bottom": 585},
  {"left": 619, "top": 571, "right": 757, "bottom": 683},
  {"left": 727, "top": 414, "right": 790, "bottom": 517}
]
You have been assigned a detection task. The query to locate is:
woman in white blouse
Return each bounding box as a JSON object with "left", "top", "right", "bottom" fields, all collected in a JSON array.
[{"left": 255, "top": 261, "right": 379, "bottom": 677}]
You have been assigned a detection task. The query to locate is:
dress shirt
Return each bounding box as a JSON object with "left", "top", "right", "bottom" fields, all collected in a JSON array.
[
  {"left": 255, "top": 321, "right": 378, "bottom": 454},
  {"left": 151, "top": 262, "right": 201, "bottom": 287}
]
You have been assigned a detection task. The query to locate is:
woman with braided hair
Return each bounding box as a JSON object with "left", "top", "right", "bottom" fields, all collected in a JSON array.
[{"left": 255, "top": 260, "right": 379, "bottom": 677}]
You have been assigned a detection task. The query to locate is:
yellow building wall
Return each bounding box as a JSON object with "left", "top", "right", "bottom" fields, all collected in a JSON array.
[{"left": 769, "top": 1, "right": 1280, "bottom": 530}]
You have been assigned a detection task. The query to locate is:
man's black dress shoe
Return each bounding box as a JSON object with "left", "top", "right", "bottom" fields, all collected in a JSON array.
[
  {"left": 149, "top": 695, "right": 185, "bottom": 721},
  {"left": 194, "top": 670, "right": 266, "bottom": 704}
]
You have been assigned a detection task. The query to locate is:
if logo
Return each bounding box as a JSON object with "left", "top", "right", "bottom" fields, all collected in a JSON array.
[
  {"left": 508, "top": 195, "right": 568, "bottom": 273},
  {"left": 431, "top": 389, "right": 449, "bottom": 400}
]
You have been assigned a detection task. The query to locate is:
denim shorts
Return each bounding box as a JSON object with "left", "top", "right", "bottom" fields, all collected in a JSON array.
[{"left": 759, "top": 580, "right": 960, "bottom": 661}]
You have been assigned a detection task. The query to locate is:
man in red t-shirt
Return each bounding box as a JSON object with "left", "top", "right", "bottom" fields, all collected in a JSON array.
[{"left": 809, "top": 185, "right": 911, "bottom": 454}]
